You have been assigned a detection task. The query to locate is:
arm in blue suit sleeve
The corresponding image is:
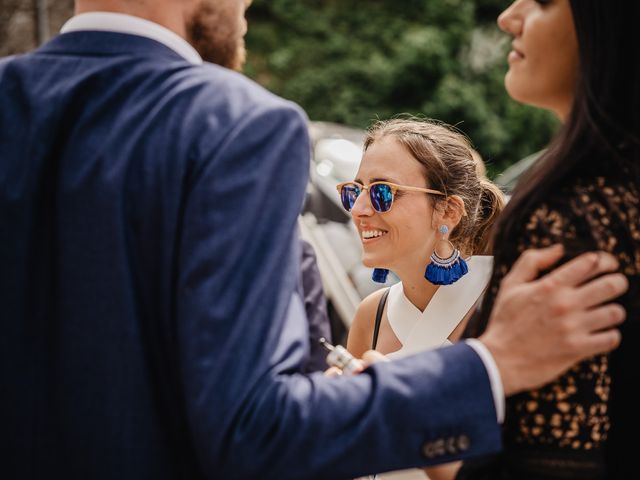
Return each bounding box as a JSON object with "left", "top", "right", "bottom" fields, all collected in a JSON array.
[{"left": 176, "top": 99, "right": 502, "bottom": 479}]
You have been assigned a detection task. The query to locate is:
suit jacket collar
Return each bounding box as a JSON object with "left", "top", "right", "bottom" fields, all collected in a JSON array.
[
  {"left": 52, "top": 12, "right": 202, "bottom": 65},
  {"left": 36, "top": 29, "right": 201, "bottom": 66}
]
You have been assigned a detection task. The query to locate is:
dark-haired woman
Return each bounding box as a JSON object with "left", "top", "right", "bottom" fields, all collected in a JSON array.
[{"left": 458, "top": 0, "right": 639, "bottom": 479}]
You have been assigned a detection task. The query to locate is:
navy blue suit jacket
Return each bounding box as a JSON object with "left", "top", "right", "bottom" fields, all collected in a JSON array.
[{"left": 0, "top": 31, "right": 501, "bottom": 479}]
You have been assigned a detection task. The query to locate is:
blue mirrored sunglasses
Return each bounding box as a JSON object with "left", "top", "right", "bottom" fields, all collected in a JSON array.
[{"left": 336, "top": 181, "right": 445, "bottom": 213}]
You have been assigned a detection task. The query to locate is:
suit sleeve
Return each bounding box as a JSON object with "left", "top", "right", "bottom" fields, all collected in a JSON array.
[{"left": 176, "top": 101, "right": 502, "bottom": 479}]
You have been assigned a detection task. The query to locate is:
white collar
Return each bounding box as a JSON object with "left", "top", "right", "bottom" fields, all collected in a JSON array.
[
  {"left": 386, "top": 256, "right": 494, "bottom": 358},
  {"left": 60, "top": 12, "right": 203, "bottom": 65}
]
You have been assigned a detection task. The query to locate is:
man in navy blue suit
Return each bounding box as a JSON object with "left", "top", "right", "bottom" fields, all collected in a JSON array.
[
  {"left": 195, "top": 2, "right": 334, "bottom": 373},
  {"left": 0, "top": 1, "right": 628, "bottom": 479}
]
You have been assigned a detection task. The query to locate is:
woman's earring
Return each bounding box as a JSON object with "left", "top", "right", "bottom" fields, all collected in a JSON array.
[
  {"left": 372, "top": 268, "right": 389, "bottom": 283},
  {"left": 424, "top": 225, "right": 468, "bottom": 285}
]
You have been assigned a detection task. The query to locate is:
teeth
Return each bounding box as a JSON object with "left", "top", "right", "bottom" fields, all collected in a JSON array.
[{"left": 362, "top": 230, "right": 386, "bottom": 239}]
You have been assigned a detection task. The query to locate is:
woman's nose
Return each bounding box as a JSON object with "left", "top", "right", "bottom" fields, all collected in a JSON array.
[
  {"left": 350, "top": 189, "right": 375, "bottom": 217},
  {"left": 497, "top": 1, "right": 523, "bottom": 36}
]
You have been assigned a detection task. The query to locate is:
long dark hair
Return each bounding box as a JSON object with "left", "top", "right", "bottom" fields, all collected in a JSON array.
[{"left": 476, "top": 0, "right": 640, "bottom": 330}]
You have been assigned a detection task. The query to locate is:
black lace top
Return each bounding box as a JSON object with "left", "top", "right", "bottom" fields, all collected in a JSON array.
[{"left": 458, "top": 172, "right": 640, "bottom": 479}]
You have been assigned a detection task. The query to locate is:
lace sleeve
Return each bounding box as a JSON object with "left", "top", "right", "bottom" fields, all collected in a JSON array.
[
  {"left": 503, "top": 196, "right": 610, "bottom": 468},
  {"left": 460, "top": 176, "right": 640, "bottom": 479},
  {"left": 507, "top": 178, "right": 640, "bottom": 476},
  {"left": 570, "top": 178, "right": 640, "bottom": 310}
]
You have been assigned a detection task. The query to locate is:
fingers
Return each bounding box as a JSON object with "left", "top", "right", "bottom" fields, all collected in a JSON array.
[
  {"left": 328, "top": 351, "right": 387, "bottom": 375},
  {"left": 361, "top": 349, "right": 389, "bottom": 368},
  {"left": 578, "top": 303, "right": 626, "bottom": 333},
  {"left": 573, "top": 273, "right": 628, "bottom": 309},
  {"left": 344, "top": 358, "right": 366, "bottom": 375},
  {"left": 574, "top": 329, "right": 622, "bottom": 359},
  {"left": 542, "top": 251, "right": 619, "bottom": 288},
  {"left": 503, "top": 245, "right": 564, "bottom": 285}
]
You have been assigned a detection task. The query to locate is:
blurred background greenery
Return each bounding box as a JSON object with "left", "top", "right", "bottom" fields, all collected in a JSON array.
[
  {"left": 244, "top": 0, "right": 557, "bottom": 175},
  {"left": 1, "top": 0, "right": 557, "bottom": 175}
]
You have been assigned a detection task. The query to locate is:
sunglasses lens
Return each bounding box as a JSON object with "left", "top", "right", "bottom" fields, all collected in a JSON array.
[
  {"left": 340, "top": 184, "right": 360, "bottom": 211},
  {"left": 370, "top": 183, "right": 393, "bottom": 212}
]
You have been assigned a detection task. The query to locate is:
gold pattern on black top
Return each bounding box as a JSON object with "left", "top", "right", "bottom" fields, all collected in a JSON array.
[{"left": 459, "top": 172, "right": 639, "bottom": 479}]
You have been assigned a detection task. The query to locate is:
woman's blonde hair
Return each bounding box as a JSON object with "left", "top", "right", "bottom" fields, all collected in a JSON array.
[{"left": 364, "top": 117, "right": 505, "bottom": 255}]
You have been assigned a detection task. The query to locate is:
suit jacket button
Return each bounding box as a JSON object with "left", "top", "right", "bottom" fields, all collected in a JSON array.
[
  {"left": 457, "top": 435, "right": 470, "bottom": 452},
  {"left": 434, "top": 439, "right": 445, "bottom": 456},
  {"left": 446, "top": 436, "right": 458, "bottom": 455},
  {"left": 422, "top": 442, "right": 436, "bottom": 458}
]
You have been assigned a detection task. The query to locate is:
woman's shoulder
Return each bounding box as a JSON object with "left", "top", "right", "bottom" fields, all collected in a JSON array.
[
  {"left": 347, "top": 287, "right": 391, "bottom": 356},
  {"left": 520, "top": 174, "right": 639, "bottom": 246},
  {"left": 564, "top": 173, "right": 639, "bottom": 212},
  {"left": 522, "top": 174, "right": 640, "bottom": 307},
  {"left": 538, "top": 172, "right": 639, "bottom": 211},
  {"left": 354, "top": 287, "right": 391, "bottom": 325}
]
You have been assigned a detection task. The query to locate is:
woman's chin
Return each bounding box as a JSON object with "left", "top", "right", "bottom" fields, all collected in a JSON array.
[
  {"left": 505, "top": 74, "right": 540, "bottom": 109},
  {"left": 361, "top": 255, "right": 387, "bottom": 269}
]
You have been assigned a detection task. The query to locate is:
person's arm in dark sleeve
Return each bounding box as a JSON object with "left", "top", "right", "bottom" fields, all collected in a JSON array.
[
  {"left": 176, "top": 99, "right": 502, "bottom": 480},
  {"left": 460, "top": 182, "right": 637, "bottom": 479},
  {"left": 299, "top": 238, "right": 333, "bottom": 373}
]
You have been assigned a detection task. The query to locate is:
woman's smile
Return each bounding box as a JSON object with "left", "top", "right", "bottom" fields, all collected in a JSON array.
[{"left": 359, "top": 227, "right": 389, "bottom": 245}]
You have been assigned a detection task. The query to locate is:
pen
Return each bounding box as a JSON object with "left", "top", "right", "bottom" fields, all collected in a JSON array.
[{"left": 319, "top": 337, "right": 363, "bottom": 375}]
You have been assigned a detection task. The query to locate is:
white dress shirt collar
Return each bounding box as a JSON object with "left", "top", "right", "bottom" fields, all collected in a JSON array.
[{"left": 61, "top": 12, "right": 203, "bottom": 65}]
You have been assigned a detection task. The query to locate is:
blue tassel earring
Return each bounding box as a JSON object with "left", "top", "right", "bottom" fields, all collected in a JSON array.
[
  {"left": 372, "top": 268, "right": 389, "bottom": 283},
  {"left": 424, "top": 225, "right": 468, "bottom": 286}
]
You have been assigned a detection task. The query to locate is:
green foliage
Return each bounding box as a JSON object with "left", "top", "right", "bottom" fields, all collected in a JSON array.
[{"left": 245, "top": 0, "right": 558, "bottom": 175}]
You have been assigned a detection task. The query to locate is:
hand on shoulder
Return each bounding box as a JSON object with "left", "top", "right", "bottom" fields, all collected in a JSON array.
[{"left": 480, "top": 245, "right": 627, "bottom": 395}]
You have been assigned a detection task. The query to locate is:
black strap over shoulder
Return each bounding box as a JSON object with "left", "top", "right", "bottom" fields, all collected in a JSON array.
[{"left": 372, "top": 288, "right": 390, "bottom": 350}]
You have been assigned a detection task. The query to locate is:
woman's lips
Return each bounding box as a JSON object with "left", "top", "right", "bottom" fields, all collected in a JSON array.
[
  {"left": 362, "top": 235, "right": 384, "bottom": 245},
  {"left": 508, "top": 49, "right": 524, "bottom": 64},
  {"left": 360, "top": 229, "right": 388, "bottom": 245}
]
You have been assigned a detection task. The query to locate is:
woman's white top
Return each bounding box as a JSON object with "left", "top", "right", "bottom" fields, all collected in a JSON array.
[
  {"left": 385, "top": 256, "right": 494, "bottom": 360},
  {"left": 367, "top": 257, "right": 494, "bottom": 480}
]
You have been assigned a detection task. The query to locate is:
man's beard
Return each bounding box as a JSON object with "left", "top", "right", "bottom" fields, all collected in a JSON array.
[{"left": 186, "top": 1, "right": 247, "bottom": 71}]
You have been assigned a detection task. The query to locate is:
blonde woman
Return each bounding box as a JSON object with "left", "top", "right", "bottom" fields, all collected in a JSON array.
[{"left": 339, "top": 118, "right": 505, "bottom": 480}]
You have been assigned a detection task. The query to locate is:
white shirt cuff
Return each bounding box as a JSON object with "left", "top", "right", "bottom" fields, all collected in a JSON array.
[{"left": 464, "top": 339, "right": 505, "bottom": 423}]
